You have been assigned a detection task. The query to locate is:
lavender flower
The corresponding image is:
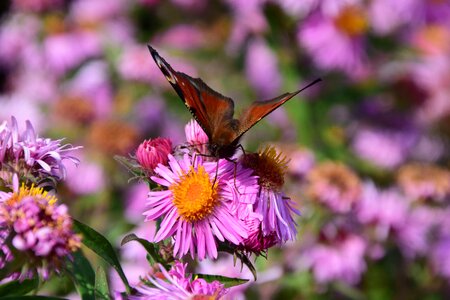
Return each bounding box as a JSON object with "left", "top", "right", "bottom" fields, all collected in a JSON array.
[
  {"left": 241, "top": 146, "right": 299, "bottom": 245},
  {"left": 0, "top": 182, "right": 81, "bottom": 279},
  {"left": 0, "top": 116, "right": 79, "bottom": 188},
  {"left": 130, "top": 261, "right": 228, "bottom": 299},
  {"left": 144, "top": 154, "right": 259, "bottom": 259},
  {"left": 306, "top": 161, "right": 361, "bottom": 213}
]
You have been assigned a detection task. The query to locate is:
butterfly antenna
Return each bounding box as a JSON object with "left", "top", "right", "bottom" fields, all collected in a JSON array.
[{"left": 292, "top": 78, "right": 322, "bottom": 96}]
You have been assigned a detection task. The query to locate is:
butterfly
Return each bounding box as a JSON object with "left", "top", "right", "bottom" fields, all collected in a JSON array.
[{"left": 148, "top": 45, "right": 321, "bottom": 159}]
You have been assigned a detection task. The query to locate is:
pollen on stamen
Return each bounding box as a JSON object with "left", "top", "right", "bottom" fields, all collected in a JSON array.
[
  {"left": 6, "top": 183, "right": 58, "bottom": 206},
  {"left": 171, "top": 166, "right": 219, "bottom": 222},
  {"left": 241, "top": 146, "right": 289, "bottom": 191}
]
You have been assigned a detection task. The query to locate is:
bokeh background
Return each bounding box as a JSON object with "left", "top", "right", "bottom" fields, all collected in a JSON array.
[{"left": 1, "top": 0, "right": 450, "bottom": 299}]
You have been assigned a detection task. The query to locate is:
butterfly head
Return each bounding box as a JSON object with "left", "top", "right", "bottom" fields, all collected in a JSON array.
[{"left": 208, "top": 141, "right": 240, "bottom": 159}]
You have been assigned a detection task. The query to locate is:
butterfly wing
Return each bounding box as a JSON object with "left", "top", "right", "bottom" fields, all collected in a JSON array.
[
  {"left": 236, "top": 79, "right": 322, "bottom": 141},
  {"left": 148, "top": 45, "right": 237, "bottom": 141}
]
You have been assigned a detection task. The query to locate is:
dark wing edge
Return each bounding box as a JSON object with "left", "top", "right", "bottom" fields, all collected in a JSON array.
[
  {"left": 148, "top": 45, "right": 237, "bottom": 139},
  {"left": 235, "top": 78, "right": 322, "bottom": 142}
]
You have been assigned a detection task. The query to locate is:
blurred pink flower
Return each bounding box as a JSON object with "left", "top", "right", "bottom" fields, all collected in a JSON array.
[
  {"left": 136, "top": 137, "right": 173, "bottom": 172},
  {"left": 64, "top": 153, "right": 105, "bottom": 196},
  {"left": 43, "top": 32, "right": 102, "bottom": 76},
  {"left": 125, "top": 182, "right": 149, "bottom": 223},
  {"left": 369, "top": 0, "right": 418, "bottom": 35},
  {"left": 245, "top": 38, "right": 281, "bottom": 96},
  {"left": 297, "top": 8, "right": 369, "bottom": 78},
  {"left": 352, "top": 126, "right": 417, "bottom": 169},
  {"left": 171, "top": 0, "right": 206, "bottom": 10},
  {"left": 357, "top": 182, "right": 408, "bottom": 241},
  {"left": 300, "top": 226, "right": 367, "bottom": 285},
  {"left": 12, "top": 0, "right": 62, "bottom": 12},
  {"left": 431, "top": 237, "right": 450, "bottom": 280},
  {"left": 285, "top": 146, "right": 315, "bottom": 178},
  {"left": 70, "top": 0, "right": 126, "bottom": 24},
  {"left": 225, "top": 0, "right": 267, "bottom": 51},
  {"left": 306, "top": 161, "right": 361, "bottom": 213},
  {"left": 396, "top": 206, "right": 440, "bottom": 258},
  {"left": 65, "top": 61, "right": 113, "bottom": 118},
  {"left": 154, "top": 24, "right": 206, "bottom": 50}
]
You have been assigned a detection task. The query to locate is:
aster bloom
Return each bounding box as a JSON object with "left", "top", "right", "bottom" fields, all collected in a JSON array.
[
  {"left": 300, "top": 227, "right": 367, "bottom": 285},
  {"left": 397, "top": 163, "right": 450, "bottom": 202},
  {"left": 306, "top": 161, "right": 361, "bottom": 213},
  {"left": 130, "top": 261, "right": 228, "bottom": 300},
  {"left": 136, "top": 138, "right": 173, "bottom": 173},
  {"left": 297, "top": 5, "right": 369, "bottom": 78},
  {"left": 0, "top": 183, "right": 81, "bottom": 279},
  {"left": 144, "top": 154, "right": 258, "bottom": 260},
  {"left": 241, "top": 146, "right": 299, "bottom": 245},
  {"left": 0, "top": 116, "right": 79, "bottom": 188},
  {"left": 357, "top": 182, "right": 408, "bottom": 241}
]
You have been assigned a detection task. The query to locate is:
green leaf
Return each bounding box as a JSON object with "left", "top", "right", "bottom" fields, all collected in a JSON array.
[
  {"left": 95, "top": 266, "right": 110, "bottom": 300},
  {"left": 196, "top": 274, "right": 249, "bottom": 288},
  {"left": 0, "top": 277, "right": 39, "bottom": 297},
  {"left": 64, "top": 250, "right": 95, "bottom": 300},
  {"left": 72, "top": 219, "right": 131, "bottom": 294},
  {"left": 121, "top": 233, "right": 165, "bottom": 266}
]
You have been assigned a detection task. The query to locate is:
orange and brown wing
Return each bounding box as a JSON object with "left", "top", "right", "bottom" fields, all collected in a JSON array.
[
  {"left": 148, "top": 45, "right": 236, "bottom": 141},
  {"left": 236, "top": 78, "right": 322, "bottom": 142}
]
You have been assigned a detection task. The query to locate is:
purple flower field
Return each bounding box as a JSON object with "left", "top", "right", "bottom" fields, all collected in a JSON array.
[{"left": 1, "top": 0, "right": 450, "bottom": 299}]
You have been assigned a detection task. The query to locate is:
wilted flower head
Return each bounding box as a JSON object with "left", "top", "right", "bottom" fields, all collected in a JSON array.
[
  {"left": 397, "top": 163, "right": 450, "bottom": 202},
  {"left": 306, "top": 161, "right": 361, "bottom": 213},
  {"left": 241, "top": 146, "right": 299, "bottom": 244},
  {"left": 0, "top": 183, "right": 81, "bottom": 279},
  {"left": 0, "top": 116, "right": 79, "bottom": 188},
  {"left": 136, "top": 137, "right": 172, "bottom": 173},
  {"left": 89, "top": 119, "right": 139, "bottom": 155},
  {"left": 144, "top": 154, "right": 258, "bottom": 260},
  {"left": 131, "top": 261, "right": 228, "bottom": 299}
]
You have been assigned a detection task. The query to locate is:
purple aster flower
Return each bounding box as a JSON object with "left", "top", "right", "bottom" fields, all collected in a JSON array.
[
  {"left": 245, "top": 38, "right": 281, "bottom": 96},
  {"left": 297, "top": 7, "right": 369, "bottom": 78},
  {"left": 357, "top": 182, "right": 408, "bottom": 241},
  {"left": 300, "top": 225, "right": 367, "bottom": 285},
  {"left": 241, "top": 146, "right": 299, "bottom": 245},
  {"left": 130, "top": 261, "right": 228, "bottom": 299},
  {"left": 144, "top": 154, "right": 259, "bottom": 260},
  {"left": 430, "top": 237, "right": 450, "bottom": 280},
  {"left": 306, "top": 161, "right": 361, "bottom": 213},
  {"left": 397, "top": 163, "right": 450, "bottom": 202},
  {"left": 0, "top": 183, "right": 81, "bottom": 279},
  {"left": 0, "top": 116, "right": 80, "bottom": 188},
  {"left": 352, "top": 125, "right": 417, "bottom": 169}
]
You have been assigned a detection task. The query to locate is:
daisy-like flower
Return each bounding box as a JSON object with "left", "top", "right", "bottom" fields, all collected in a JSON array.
[
  {"left": 306, "top": 161, "right": 361, "bottom": 213},
  {"left": 397, "top": 163, "right": 450, "bottom": 202},
  {"left": 136, "top": 137, "right": 173, "bottom": 173},
  {"left": 144, "top": 154, "right": 258, "bottom": 260},
  {"left": 297, "top": 5, "right": 369, "bottom": 78},
  {"left": 0, "top": 181, "right": 81, "bottom": 279},
  {"left": 0, "top": 116, "right": 79, "bottom": 188},
  {"left": 130, "top": 261, "right": 228, "bottom": 300},
  {"left": 241, "top": 146, "right": 299, "bottom": 245}
]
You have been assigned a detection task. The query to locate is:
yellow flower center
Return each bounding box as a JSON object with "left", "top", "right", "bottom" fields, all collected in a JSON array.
[
  {"left": 6, "top": 184, "right": 57, "bottom": 206},
  {"left": 334, "top": 6, "right": 368, "bottom": 36},
  {"left": 171, "top": 166, "right": 218, "bottom": 222},
  {"left": 242, "top": 146, "right": 288, "bottom": 191}
]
